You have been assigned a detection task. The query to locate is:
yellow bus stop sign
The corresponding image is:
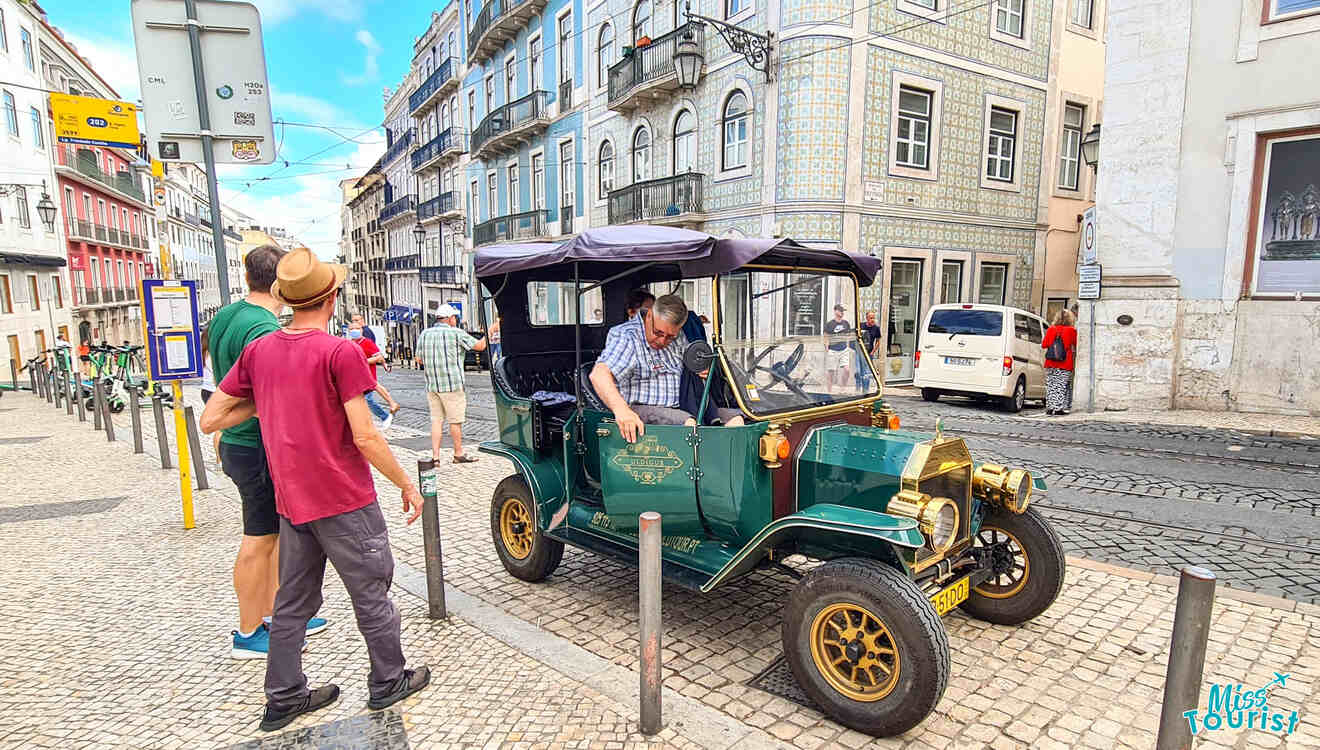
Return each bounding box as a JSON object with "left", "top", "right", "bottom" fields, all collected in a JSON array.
[{"left": 50, "top": 93, "right": 140, "bottom": 149}]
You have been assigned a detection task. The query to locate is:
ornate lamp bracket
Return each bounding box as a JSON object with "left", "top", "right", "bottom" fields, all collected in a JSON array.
[{"left": 684, "top": 1, "right": 774, "bottom": 82}]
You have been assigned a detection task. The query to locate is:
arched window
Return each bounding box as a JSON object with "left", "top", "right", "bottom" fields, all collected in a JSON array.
[
  {"left": 631, "top": 127, "right": 651, "bottom": 183},
  {"left": 673, "top": 110, "right": 695, "bottom": 174},
  {"left": 597, "top": 23, "right": 615, "bottom": 89},
  {"left": 632, "top": 0, "right": 652, "bottom": 42},
  {"left": 599, "top": 140, "right": 615, "bottom": 196},
  {"left": 721, "top": 91, "right": 749, "bottom": 170}
]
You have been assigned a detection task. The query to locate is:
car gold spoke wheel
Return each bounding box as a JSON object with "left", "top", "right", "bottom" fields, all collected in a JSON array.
[
  {"left": 972, "top": 526, "right": 1029, "bottom": 599},
  {"left": 809, "top": 603, "right": 900, "bottom": 701},
  {"left": 499, "top": 498, "right": 534, "bottom": 560}
]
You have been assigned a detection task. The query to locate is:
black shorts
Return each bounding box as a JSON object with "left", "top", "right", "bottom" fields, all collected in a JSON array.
[
  {"left": 218, "top": 442, "right": 279, "bottom": 536},
  {"left": 201, "top": 389, "right": 213, "bottom": 404}
]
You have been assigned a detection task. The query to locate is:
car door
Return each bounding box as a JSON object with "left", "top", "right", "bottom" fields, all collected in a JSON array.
[
  {"left": 596, "top": 422, "right": 705, "bottom": 537},
  {"left": 1011, "top": 313, "right": 1041, "bottom": 397},
  {"left": 1026, "top": 316, "right": 1046, "bottom": 398}
]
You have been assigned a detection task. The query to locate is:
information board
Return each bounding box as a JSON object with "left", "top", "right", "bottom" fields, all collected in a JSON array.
[
  {"left": 49, "top": 93, "right": 141, "bottom": 149},
  {"left": 140, "top": 279, "right": 202, "bottom": 381},
  {"left": 1078, "top": 263, "right": 1101, "bottom": 300}
]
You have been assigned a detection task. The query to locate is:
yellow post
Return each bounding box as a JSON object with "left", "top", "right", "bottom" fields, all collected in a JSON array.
[{"left": 172, "top": 380, "right": 194, "bottom": 529}]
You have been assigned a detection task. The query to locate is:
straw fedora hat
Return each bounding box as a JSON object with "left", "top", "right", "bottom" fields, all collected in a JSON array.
[{"left": 270, "top": 248, "right": 348, "bottom": 309}]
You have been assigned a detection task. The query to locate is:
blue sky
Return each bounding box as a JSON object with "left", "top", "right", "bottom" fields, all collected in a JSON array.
[{"left": 40, "top": 0, "right": 442, "bottom": 257}]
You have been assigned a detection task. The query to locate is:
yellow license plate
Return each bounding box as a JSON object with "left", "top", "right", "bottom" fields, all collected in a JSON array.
[{"left": 930, "top": 575, "right": 970, "bottom": 616}]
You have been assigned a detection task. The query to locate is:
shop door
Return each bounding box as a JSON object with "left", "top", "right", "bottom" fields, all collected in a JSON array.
[{"left": 884, "top": 260, "right": 923, "bottom": 383}]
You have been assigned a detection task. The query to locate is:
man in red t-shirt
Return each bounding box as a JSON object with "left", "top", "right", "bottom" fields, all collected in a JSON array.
[
  {"left": 201, "top": 249, "right": 430, "bottom": 731},
  {"left": 349, "top": 321, "right": 400, "bottom": 428}
]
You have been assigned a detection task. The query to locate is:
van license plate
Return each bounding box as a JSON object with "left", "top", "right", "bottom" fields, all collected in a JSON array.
[
  {"left": 930, "top": 575, "right": 970, "bottom": 616},
  {"left": 944, "top": 356, "right": 975, "bottom": 367}
]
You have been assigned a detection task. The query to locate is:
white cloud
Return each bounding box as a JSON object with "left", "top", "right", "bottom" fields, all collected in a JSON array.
[
  {"left": 340, "top": 30, "right": 383, "bottom": 86},
  {"left": 61, "top": 32, "right": 142, "bottom": 103}
]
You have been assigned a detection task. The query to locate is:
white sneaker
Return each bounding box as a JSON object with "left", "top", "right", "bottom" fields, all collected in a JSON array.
[{"left": 381, "top": 412, "right": 394, "bottom": 430}]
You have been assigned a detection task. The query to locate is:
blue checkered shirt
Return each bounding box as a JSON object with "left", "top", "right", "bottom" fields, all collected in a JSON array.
[
  {"left": 416, "top": 323, "right": 477, "bottom": 393},
  {"left": 598, "top": 316, "right": 687, "bottom": 408}
]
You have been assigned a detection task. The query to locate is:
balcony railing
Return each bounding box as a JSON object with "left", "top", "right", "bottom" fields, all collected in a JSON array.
[
  {"left": 411, "top": 127, "right": 468, "bottom": 171},
  {"left": 379, "top": 195, "right": 417, "bottom": 224},
  {"left": 385, "top": 254, "right": 420, "bottom": 271},
  {"left": 224, "top": 228, "right": 242, "bottom": 241},
  {"left": 74, "top": 285, "right": 138, "bottom": 307},
  {"left": 471, "top": 91, "right": 550, "bottom": 158},
  {"left": 409, "top": 57, "right": 459, "bottom": 113},
  {"left": 384, "top": 128, "right": 416, "bottom": 164},
  {"left": 58, "top": 147, "right": 148, "bottom": 205},
  {"left": 608, "top": 173, "right": 705, "bottom": 224},
  {"left": 559, "top": 204, "right": 574, "bottom": 236},
  {"left": 418, "top": 191, "right": 460, "bottom": 222},
  {"left": 420, "top": 266, "right": 463, "bottom": 285},
  {"left": 474, "top": 209, "right": 548, "bottom": 246},
  {"left": 107, "top": 227, "right": 121, "bottom": 245},
  {"left": 608, "top": 22, "right": 705, "bottom": 110},
  {"left": 95, "top": 225, "right": 107, "bottom": 242},
  {"left": 468, "top": 0, "right": 549, "bottom": 65},
  {"left": 184, "top": 212, "right": 200, "bottom": 226}
]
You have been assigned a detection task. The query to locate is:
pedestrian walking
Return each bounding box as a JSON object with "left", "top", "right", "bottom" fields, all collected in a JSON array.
[
  {"left": 488, "top": 317, "right": 502, "bottom": 361},
  {"left": 415, "top": 303, "right": 486, "bottom": 463},
  {"left": 208, "top": 244, "right": 330, "bottom": 661},
  {"left": 201, "top": 248, "right": 431, "bottom": 731},
  {"left": 348, "top": 321, "right": 399, "bottom": 430},
  {"left": 351, "top": 313, "right": 376, "bottom": 343},
  {"left": 1042, "top": 309, "right": 1078, "bottom": 415}
]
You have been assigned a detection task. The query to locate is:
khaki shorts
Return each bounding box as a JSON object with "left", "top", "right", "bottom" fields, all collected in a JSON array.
[{"left": 426, "top": 389, "right": 466, "bottom": 424}]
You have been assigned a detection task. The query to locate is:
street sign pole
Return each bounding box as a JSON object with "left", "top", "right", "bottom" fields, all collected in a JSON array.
[
  {"left": 183, "top": 0, "right": 231, "bottom": 307},
  {"left": 1088, "top": 299, "right": 1096, "bottom": 414}
]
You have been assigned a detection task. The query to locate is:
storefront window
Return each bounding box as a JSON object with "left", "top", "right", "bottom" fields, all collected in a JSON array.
[
  {"left": 977, "top": 263, "right": 1007, "bottom": 304},
  {"left": 940, "top": 260, "right": 962, "bottom": 303},
  {"left": 885, "top": 260, "right": 922, "bottom": 383},
  {"left": 1251, "top": 132, "right": 1320, "bottom": 297}
]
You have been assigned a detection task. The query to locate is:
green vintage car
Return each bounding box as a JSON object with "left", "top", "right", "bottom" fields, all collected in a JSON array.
[{"left": 475, "top": 226, "right": 1064, "bottom": 737}]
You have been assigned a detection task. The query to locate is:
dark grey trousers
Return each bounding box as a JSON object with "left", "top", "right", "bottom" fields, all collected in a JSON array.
[{"left": 265, "top": 501, "right": 406, "bottom": 708}]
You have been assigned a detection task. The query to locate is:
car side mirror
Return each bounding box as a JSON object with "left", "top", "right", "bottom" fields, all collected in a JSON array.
[{"left": 683, "top": 341, "right": 715, "bottom": 375}]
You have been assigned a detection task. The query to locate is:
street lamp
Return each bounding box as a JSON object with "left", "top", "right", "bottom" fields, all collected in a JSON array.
[
  {"left": 1080, "top": 123, "right": 1101, "bottom": 170},
  {"left": 682, "top": 0, "right": 773, "bottom": 82},
  {"left": 673, "top": 29, "right": 704, "bottom": 90},
  {"left": 413, "top": 222, "right": 426, "bottom": 252},
  {"left": 36, "top": 191, "right": 57, "bottom": 233}
]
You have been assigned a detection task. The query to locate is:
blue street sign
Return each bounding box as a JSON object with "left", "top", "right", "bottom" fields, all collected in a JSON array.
[{"left": 141, "top": 279, "right": 203, "bottom": 381}]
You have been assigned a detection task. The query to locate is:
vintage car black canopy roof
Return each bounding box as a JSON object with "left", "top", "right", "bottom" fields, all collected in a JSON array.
[{"left": 473, "top": 225, "right": 881, "bottom": 287}]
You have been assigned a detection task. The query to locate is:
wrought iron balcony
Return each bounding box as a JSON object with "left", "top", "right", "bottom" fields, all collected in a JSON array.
[
  {"left": 411, "top": 128, "right": 468, "bottom": 172},
  {"left": 56, "top": 146, "right": 149, "bottom": 206},
  {"left": 471, "top": 91, "right": 550, "bottom": 159},
  {"left": 420, "top": 266, "right": 463, "bottom": 285},
  {"left": 385, "top": 253, "right": 420, "bottom": 271},
  {"left": 468, "top": 0, "right": 550, "bottom": 66},
  {"left": 608, "top": 173, "right": 705, "bottom": 225},
  {"left": 383, "top": 128, "right": 416, "bottom": 165},
  {"left": 185, "top": 212, "right": 200, "bottom": 226},
  {"left": 379, "top": 195, "right": 417, "bottom": 225},
  {"left": 410, "top": 57, "right": 460, "bottom": 114},
  {"left": 608, "top": 22, "right": 705, "bottom": 112},
  {"left": 418, "top": 191, "right": 463, "bottom": 224},
  {"left": 224, "top": 228, "right": 242, "bottom": 241},
  {"left": 473, "top": 209, "right": 548, "bottom": 246}
]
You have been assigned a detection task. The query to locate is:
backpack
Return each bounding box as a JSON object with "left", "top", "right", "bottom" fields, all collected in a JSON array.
[{"left": 1046, "top": 332, "right": 1066, "bottom": 361}]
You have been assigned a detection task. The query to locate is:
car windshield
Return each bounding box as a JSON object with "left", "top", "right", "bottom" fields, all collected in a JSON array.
[
  {"left": 927, "top": 309, "right": 1003, "bottom": 336},
  {"left": 718, "top": 270, "right": 878, "bottom": 416}
]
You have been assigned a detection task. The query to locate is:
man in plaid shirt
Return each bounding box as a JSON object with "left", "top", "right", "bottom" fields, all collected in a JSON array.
[
  {"left": 591, "top": 294, "right": 698, "bottom": 442},
  {"left": 415, "top": 304, "right": 487, "bottom": 463}
]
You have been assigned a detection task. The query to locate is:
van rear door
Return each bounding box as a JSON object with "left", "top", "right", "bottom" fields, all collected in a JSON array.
[{"left": 922, "top": 308, "right": 1006, "bottom": 390}]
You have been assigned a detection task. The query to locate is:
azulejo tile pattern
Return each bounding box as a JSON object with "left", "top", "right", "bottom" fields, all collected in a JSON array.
[
  {"left": 782, "top": 0, "right": 854, "bottom": 29},
  {"left": 869, "top": 0, "right": 1052, "bottom": 81},
  {"left": 775, "top": 36, "right": 852, "bottom": 203},
  {"left": 702, "top": 215, "right": 762, "bottom": 237},
  {"left": 776, "top": 212, "right": 843, "bottom": 243},
  {"left": 862, "top": 46, "right": 1045, "bottom": 223}
]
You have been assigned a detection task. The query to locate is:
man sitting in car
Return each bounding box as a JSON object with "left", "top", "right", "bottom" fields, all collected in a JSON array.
[{"left": 590, "top": 294, "right": 741, "bottom": 442}]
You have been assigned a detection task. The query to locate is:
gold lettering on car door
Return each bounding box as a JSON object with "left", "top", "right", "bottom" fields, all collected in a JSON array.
[{"left": 609, "top": 434, "right": 685, "bottom": 485}]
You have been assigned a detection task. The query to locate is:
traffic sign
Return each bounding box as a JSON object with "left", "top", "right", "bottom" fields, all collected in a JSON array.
[
  {"left": 1080, "top": 206, "right": 1097, "bottom": 265},
  {"left": 131, "top": 0, "right": 275, "bottom": 164},
  {"left": 1078, "top": 281, "right": 1101, "bottom": 300},
  {"left": 1079, "top": 264, "right": 1102, "bottom": 284},
  {"left": 49, "top": 93, "right": 140, "bottom": 149}
]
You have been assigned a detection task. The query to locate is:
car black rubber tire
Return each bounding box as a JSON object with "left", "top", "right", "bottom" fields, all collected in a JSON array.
[
  {"left": 490, "top": 474, "right": 564, "bottom": 582},
  {"left": 1001, "top": 377, "right": 1026, "bottom": 413},
  {"left": 960, "top": 507, "right": 1066, "bottom": 625},
  {"left": 920, "top": 388, "right": 940, "bottom": 402},
  {"left": 782, "top": 558, "right": 949, "bottom": 737}
]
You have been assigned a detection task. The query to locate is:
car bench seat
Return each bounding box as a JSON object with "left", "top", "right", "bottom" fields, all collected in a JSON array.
[{"left": 494, "top": 350, "right": 602, "bottom": 451}]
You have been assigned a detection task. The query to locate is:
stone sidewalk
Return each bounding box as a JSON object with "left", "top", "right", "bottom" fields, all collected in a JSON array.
[{"left": 2, "top": 387, "right": 1319, "bottom": 749}]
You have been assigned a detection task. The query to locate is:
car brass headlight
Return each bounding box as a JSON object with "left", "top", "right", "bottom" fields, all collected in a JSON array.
[
  {"left": 887, "top": 490, "right": 959, "bottom": 553},
  {"left": 972, "top": 464, "right": 1033, "bottom": 514}
]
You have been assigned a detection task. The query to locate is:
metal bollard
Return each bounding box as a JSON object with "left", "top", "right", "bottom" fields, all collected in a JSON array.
[
  {"left": 129, "top": 388, "right": 144, "bottom": 454},
  {"left": 27, "top": 362, "right": 37, "bottom": 396},
  {"left": 184, "top": 406, "right": 209, "bottom": 489},
  {"left": 152, "top": 395, "right": 171, "bottom": 469},
  {"left": 73, "top": 376, "right": 86, "bottom": 422},
  {"left": 63, "top": 369, "right": 74, "bottom": 416},
  {"left": 92, "top": 377, "right": 104, "bottom": 431},
  {"left": 100, "top": 384, "right": 116, "bottom": 443},
  {"left": 51, "top": 367, "right": 62, "bottom": 409},
  {"left": 9, "top": 359, "right": 17, "bottom": 393},
  {"left": 639, "top": 510, "right": 663, "bottom": 736},
  {"left": 417, "top": 459, "right": 448, "bottom": 619},
  {"left": 40, "top": 364, "right": 52, "bottom": 402},
  {"left": 1156, "top": 566, "right": 1217, "bottom": 750}
]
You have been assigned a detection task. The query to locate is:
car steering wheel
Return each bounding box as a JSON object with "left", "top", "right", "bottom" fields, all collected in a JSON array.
[{"left": 750, "top": 342, "right": 809, "bottom": 398}]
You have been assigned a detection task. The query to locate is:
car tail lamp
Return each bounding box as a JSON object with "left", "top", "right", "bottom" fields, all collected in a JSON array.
[
  {"left": 972, "top": 464, "right": 1033, "bottom": 513},
  {"left": 914, "top": 350, "right": 921, "bottom": 368},
  {"left": 887, "top": 490, "right": 959, "bottom": 553},
  {"left": 1002, "top": 356, "right": 1013, "bottom": 376},
  {"left": 887, "top": 413, "right": 901, "bottom": 430},
  {"left": 759, "top": 425, "right": 789, "bottom": 469}
]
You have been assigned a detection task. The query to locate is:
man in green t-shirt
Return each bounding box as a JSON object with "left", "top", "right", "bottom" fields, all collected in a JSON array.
[{"left": 211, "top": 245, "right": 330, "bottom": 658}]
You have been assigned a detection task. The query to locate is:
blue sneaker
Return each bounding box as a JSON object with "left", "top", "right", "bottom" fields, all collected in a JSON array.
[
  {"left": 306, "top": 617, "right": 329, "bottom": 637},
  {"left": 232, "top": 624, "right": 271, "bottom": 660}
]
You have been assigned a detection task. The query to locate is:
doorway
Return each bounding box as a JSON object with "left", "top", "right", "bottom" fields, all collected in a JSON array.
[
  {"left": 7, "top": 335, "right": 19, "bottom": 380},
  {"left": 885, "top": 260, "right": 922, "bottom": 383}
]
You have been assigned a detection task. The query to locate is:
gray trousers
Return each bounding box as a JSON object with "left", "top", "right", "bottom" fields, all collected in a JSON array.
[
  {"left": 632, "top": 404, "right": 743, "bottom": 425},
  {"left": 265, "top": 502, "right": 406, "bottom": 708}
]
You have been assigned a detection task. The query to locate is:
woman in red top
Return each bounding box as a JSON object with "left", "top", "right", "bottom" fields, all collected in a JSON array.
[{"left": 1042, "top": 309, "right": 1078, "bottom": 415}]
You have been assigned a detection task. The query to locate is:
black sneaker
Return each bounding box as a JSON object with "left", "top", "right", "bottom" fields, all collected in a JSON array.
[
  {"left": 259, "top": 684, "right": 340, "bottom": 732},
  {"left": 367, "top": 666, "right": 431, "bottom": 710}
]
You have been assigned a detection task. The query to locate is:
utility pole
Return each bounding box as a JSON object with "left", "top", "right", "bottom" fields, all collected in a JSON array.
[{"left": 182, "top": 0, "right": 231, "bottom": 307}]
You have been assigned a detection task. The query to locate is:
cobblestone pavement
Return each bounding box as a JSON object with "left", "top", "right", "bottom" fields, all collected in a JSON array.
[{"left": 6, "top": 385, "right": 1320, "bottom": 749}]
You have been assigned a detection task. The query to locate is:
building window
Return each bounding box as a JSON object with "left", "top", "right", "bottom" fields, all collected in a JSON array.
[
  {"left": 29, "top": 107, "right": 42, "bottom": 149},
  {"left": 940, "top": 260, "right": 962, "bottom": 303},
  {"left": 505, "top": 57, "right": 516, "bottom": 102},
  {"left": 2, "top": 91, "right": 16, "bottom": 137},
  {"left": 1058, "top": 103, "right": 1084, "bottom": 190},
  {"left": 0, "top": 9, "right": 7, "bottom": 53},
  {"left": 508, "top": 164, "right": 519, "bottom": 213},
  {"left": 599, "top": 140, "right": 615, "bottom": 196},
  {"left": 560, "top": 141, "right": 575, "bottom": 208},
  {"left": 0, "top": 275, "right": 10, "bottom": 313},
  {"left": 1070, "top": 0, "right": 1093, "bottom": 28},
  {"left": 467, "top": 91, "right": 476, "bottom": 129},
  {"left": 532, "top": 154, "right": 545, "bottom": 209},
  {"left": 559, "top": 13, "right": 573, "bottom": 87},
  {"left": 28, "top": 275, "right": 40, "bottom": 310},
  {"left": 1266, "top": 0, "right": 1320, "bottom": 21},
  {"left": 993, "top": 0, "right": 1024, "bottom": 37},
  {"left": 469, "top": 180, "right": 479, "bottom": 225},
  {"left": 631, "top": 127, "right": 651, "bottom": 182},
  {"left": 530, "top": 35, "right": 543, "bottom": 92},
  {"left": 985, "top": 107, "right": 1017, "bottom": 183},
  {"left": 1249, "top": 132, "right": 1320, "bottom": 297},
  {"left": 597, "top": 23, "right": 614, "bottom": 89},
  {"left": 484, "top": 76, "right": 494, "bottom": 114},
  {"left": 977, "top": 263, "right": 1008, "bottom": 304},
  {"left": 487, "top": 173, "right": 498, "bottom": 217},
  {"left": 895, "top": 87, "right": 932, "bottom": 169},
  {"left": 632, "top": 0, "right": 652, "bottom": 42},
  {"left": 673, "top": 110, "right": 695, "bottom": 174},
  {"left": 722, "top": 91, "right": 748, "bottom": 171},
  {"left": 726, "top": 0, "right": 751, "bottom": 18},
  {"left": 15, "top": 187, "right": 28, "bottom": 229},
  {"left": 20, "top": 28, "right": 33, "bottom": 71}
]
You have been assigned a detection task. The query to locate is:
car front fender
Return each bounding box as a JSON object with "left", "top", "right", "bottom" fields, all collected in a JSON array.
[
  {"left": 478, "top": 441, "right": 568, "bottom": 530},
  {"left": 699, "top": 504, "right": 924, "bottom": 593}
]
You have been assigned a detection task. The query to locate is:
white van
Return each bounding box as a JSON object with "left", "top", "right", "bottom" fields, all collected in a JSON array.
[{"left": 912, "top": 304, "right": 1047, "bottom": 412}]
